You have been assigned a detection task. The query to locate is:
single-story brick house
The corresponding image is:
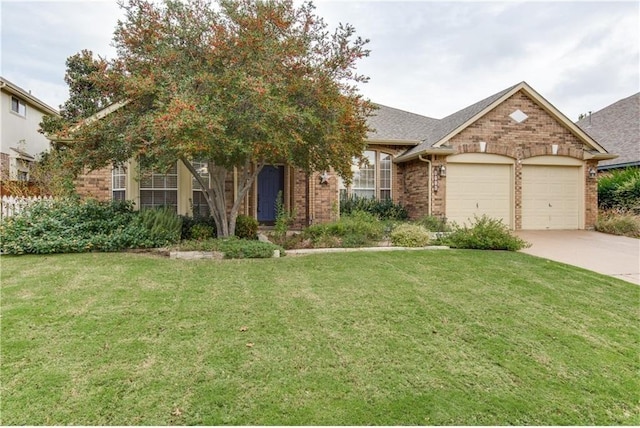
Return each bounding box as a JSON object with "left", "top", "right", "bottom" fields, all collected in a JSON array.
[
  {"left": 73, "top": 81, "right": 616, "bottom": 230},
  {"left": 576, "top": 92, "right": 639, "bottom": 171}
]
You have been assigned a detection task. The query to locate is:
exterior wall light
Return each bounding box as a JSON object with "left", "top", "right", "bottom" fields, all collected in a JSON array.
[
  {"left": 439, "top": 165, "right": 446, "bottom": 177},
  {"left": 588, "top": 168, "right": 597, "bottom": 179}
]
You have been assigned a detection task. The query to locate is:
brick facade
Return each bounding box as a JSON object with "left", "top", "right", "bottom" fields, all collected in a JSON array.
[
  {"left": 0, "top": 152, "right": 9, "bottom": 181},
  {"left": 75, "top": 167, "right": 112, "bottom": 201},
  {"left": 416, "top": 91, "right": 597, "bottom": 229}
]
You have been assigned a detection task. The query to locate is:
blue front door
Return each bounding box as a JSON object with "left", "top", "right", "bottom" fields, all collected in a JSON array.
[{"left": 257, "top": 165, "right": 285, "bottom": 223}]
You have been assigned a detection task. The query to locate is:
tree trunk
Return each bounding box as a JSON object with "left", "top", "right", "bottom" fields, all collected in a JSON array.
[{"left": 181, "top": 157, "right": 263, "bottom": 238}]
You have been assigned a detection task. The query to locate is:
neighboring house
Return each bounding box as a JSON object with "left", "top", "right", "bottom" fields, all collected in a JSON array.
[
  {"left": 72, "top": 81, "right": 616, "bottom": 230},
  {"left": 576, "top": 92, "right": 639, "bottom": 171},
  {"left": 0, "top": 77, "right": 59, "bottom": 182}
]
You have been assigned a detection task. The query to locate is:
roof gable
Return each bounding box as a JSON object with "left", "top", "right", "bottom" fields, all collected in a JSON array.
[{"left": 394, "top": 81, "right": 609, "bottom": 162}]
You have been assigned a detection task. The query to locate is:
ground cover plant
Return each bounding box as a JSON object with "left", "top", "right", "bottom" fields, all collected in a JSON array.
[
  {"left": 0, "top": 199, "right": 182, "bottom": 254},
  {"left": 1, "top": 251, "right": 638, "bottom": 425}
]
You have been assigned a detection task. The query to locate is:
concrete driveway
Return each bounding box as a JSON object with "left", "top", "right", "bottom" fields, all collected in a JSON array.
[{"left": 515, "top": 230, "right": 640, "bottom": 285}]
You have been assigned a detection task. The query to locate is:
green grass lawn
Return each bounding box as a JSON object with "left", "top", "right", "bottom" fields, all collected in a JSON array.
[{"left": 1, "top": 250, "right": 638, "bottom": 425}]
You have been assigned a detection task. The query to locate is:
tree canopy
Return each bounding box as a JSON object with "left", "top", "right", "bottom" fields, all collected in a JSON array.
[{"left": 43, "top": 0, "right": 374, "bottom": 236}]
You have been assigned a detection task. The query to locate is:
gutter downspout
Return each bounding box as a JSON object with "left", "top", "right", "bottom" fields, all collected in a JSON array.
[{"left": 418, "top": 154, "right": 432, "bottom": 216}]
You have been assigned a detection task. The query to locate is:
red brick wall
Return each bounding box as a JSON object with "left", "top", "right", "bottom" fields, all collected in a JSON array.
[
  {"left": 423, "top": 90, "right": 596, "bottom": 229},
  {"left": 75, "top": 167, "right": 111, "bottom": 201}
]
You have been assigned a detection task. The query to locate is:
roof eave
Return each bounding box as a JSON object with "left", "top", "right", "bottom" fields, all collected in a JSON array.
[
  {"left": 394, "top": 147, "right": 457, "bottom": 163},
  {"left": 584, "top": 152, "right": 618, "bottom": 161},
  {"left": 0, "top": 78, "right": 59, "bottom": 117},
  {"left": 367, "top": 138, "right": 421, "bottom": 146}
]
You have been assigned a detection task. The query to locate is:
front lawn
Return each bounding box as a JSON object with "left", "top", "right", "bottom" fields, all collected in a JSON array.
[{"left": 1, "top": 251, "right": 638, "bottom": 425}]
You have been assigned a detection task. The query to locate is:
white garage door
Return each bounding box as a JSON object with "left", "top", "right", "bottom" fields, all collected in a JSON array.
[
  {"left": 446, "top": 163, "right": 512, "bottom": 227},
  {"left": 521, "top": 165, "right": 581, "bottom": 230}
]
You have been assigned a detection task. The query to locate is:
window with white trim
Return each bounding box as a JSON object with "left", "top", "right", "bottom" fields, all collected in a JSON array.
[
  {"left": 11, "top": 96, "right": 26, "bottom": 117},
  {"left": 191, "top": 160, "right": 210, "bottom": 217},
  {"left": 112, "top": 165, "right": 126, "bottom": 201},
  {"left": 339, "top": 150, "right": 393, "bottom": 200},
  {"left": 139, "top": 162, "right": 178, "bottom": 212}
]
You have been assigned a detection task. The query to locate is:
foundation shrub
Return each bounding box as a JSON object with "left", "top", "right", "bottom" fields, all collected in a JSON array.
[
  {"left": 235, "top": 215, "right": 258, "bottom": 240},
  {"left": 445, "top": 215, "right": 530, "bottom": 251},
  {"left": 416, "top": 215, "right": 451, "bottom": 232},
  {"left": 390, "top": 224, "right": 431, "bottom": 247},
  {"left": 303, "top": 211, "right": 385, "bottom": 248},
  {"left": 180, "top": 215, "right": 217, "bottom": 240},
  {"left": 173, "top": 237, "right": 283, "bottom": 258},
  {"left": 0, "top": 199, "right": 178, "bottom": 254},
  {"left": 340, "top": 194, "right": 409, "bottom": 220},
  {"left": 138, "top": 207, "right": 183, "bottom": 244}
]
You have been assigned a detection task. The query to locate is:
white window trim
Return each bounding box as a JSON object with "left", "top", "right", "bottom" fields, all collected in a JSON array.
[{"left": 340, "top": 149, "right": 393, "bottom": 200}]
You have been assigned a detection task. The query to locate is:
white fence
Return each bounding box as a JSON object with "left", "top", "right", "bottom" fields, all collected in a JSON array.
[{"left": 0, "top": 195, "right": 55, "bottom": 219}]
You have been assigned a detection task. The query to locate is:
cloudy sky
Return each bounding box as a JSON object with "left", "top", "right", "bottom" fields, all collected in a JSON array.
[{"left": 1, "top": 0, "right": 638, "bottom": 121}]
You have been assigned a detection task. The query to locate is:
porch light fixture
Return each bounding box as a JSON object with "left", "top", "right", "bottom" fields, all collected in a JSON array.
[
  {"left": 588, "top": 168, "right": 597, "bottom": 179},
  {"left": 439, "top": 165, "right": 446, "bottom": 177}
]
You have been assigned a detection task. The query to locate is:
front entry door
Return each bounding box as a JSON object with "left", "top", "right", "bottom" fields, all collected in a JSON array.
[{"left": 257, "top": 165, "right": 285, "bottom": 223}]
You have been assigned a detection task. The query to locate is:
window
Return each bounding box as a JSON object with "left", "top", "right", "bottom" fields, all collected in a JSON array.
[
  {"left": 139, "top": 162, "right": 178, "bottom": 212},
  {"left": 112, "top": 165, "right": 126, "bottom": 201},
  {"left": 340, "top": 150, "right": 393, "bottom": 200},
  {"left": 191, "top": 160, "right": 210, "bottom": 217},
  {"left": 11, "top": 97, "right": 26, "bottom": 117}
]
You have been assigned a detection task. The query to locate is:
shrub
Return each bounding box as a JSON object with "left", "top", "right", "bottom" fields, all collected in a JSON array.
[
  {"left": 235, "top": 215, "right": 258, "bottom": 240},
  {"left": 303, "top": 210, "right": 385, "bottom": 248},
  {"left": 390, "top": 224, "right": 431, "bottom": 247},
  {"left": 595, "top": 211, "right": 640, "bottom": 238},
  {"left": 0, "top": 198, "right": 173, "bottom": 255},
  {"left": 598, "top": 168, "right": 640, "bottom": 212},
  {"left": 340, "top": 194, "right": 408, "bottom": 220},
  {"left": 416, "top": 215, "right": 451, "bottom": 232},
  {"left": 445, "top": 215, "right": 530, "bottom": 251},
  {"left": 219, "top": 238, "right": 283, "bottom": 259},
  {"left": 138, "top": 207, "right": 183, "bottom": 244},
  {"left": 190, "top": 224, "right": 215, "bottom": 240},
  {"left": 180, "top": 215, "right": 217, "bottom": 240}
]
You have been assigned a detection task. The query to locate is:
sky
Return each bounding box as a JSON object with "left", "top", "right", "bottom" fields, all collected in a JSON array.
[{"left": 1, "top": 0, "right": 638, "bottom": 122}]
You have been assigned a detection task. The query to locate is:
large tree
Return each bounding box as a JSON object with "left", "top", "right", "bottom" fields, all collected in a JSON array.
[{"left": 44, "top": 0, "right": 373, "bottom": 237}]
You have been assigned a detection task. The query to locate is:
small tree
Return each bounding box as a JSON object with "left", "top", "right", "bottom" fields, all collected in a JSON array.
[{"left": 42, "top": 0, "right": 374, "bottom": 237}]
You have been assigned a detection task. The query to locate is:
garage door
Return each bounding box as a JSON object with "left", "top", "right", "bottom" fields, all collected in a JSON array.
[
  {"left": 446, "top": 163, "right": 512, "bottom": 227},
  {"left": 521, "top": 165, "right": 581, "bottom": 229}
]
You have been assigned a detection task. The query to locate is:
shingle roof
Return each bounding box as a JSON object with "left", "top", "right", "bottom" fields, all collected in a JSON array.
[
  {"left": 576, "top": 93, "right": 640, "bottom": 169},
  {"left": 400, "top": 83, "right": 520, "bottom": 159},
  {"left": 367, "top": 104, "right": 439, "bottom": 142}
]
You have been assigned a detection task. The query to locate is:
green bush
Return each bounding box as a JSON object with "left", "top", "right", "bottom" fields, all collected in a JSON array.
[
  {"left": 390, "top": 223, "right": 430, "bottom": 247},
  {"left": 595, "top": 211, "right": 640, "bottom": 238},
  {"left": 235, "top": 215, "right": 258, "bottom": 240},
  {"left": 219, "top": 238, "right": 282, "bottom": 259},
  {"left": 445, "top": 215, "right": 530, "bottom": 251},
  {"left": 340, "top": 194, "right": 408, "bottom": 220},
  {"left": 416, "top": 215, "right": 451, "bottom": 232},
  {"left": 0, "top": 199, "right": 173, "bottom": 255},
  {"left": 303, "top": 210, "right": 385, "bottom": 248},
  {"left": 190, "top": 223, "right": 215, "bottom": 240},
  {"left": 598, "top": 168, "right": 640, "bottom": 212},
  {"left": 138, "top": 207, "right": 182, "bottom": 244},
  {"left": 180, "top": 215, "right": 217, "bottom": 240}
]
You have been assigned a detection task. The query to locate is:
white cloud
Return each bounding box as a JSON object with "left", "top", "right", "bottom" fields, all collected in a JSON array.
[{"left": 1, "top": 0, "right": 638, "bottom": 121}]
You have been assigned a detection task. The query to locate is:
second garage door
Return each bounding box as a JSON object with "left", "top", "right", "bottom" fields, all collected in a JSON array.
[
  {"left": 521, "top": 165, "right": 581, "bottom": 230},
  {"left": 446, "top": 162, "right": 512, "bottom": 227}
]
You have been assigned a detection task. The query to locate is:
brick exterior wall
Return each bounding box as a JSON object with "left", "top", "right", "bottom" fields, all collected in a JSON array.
[
  {"left": 75, "top": 167, "right": 111, "bottom": 201},
  {"left": 419, "top": 90, "right": 597, "bottom": 229},
  {"left": 0, "top": 152, "right": 9, "bottom": 181}
]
